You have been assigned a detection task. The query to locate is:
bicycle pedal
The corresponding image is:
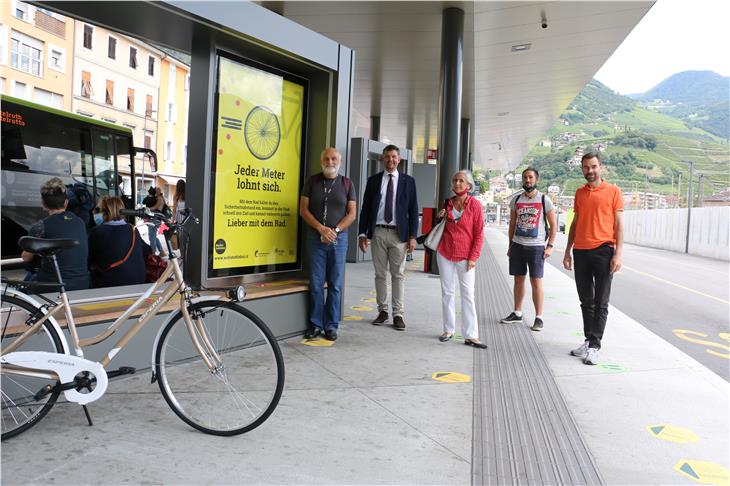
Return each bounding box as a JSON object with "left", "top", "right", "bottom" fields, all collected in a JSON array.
[{"left": 106, "top": 366, "right": 136, "bottom": 379}]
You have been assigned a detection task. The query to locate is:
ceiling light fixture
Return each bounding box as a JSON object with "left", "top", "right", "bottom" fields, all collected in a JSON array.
[{"left": 511, "top": 43, "right": 531, "bottom": 52}]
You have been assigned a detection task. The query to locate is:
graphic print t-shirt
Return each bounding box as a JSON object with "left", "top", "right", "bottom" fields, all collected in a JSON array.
[{"left": 509, "top": 191, "right": 554, "bottom": 247}]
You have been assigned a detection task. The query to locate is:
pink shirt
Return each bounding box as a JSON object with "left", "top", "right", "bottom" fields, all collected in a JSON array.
[{"left": 437, "top": 196, "right": 484, "bottom": 262}]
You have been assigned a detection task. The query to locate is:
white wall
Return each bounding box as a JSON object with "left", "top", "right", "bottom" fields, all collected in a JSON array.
[{"left": 623, "top": 207, "right": 730, "bottom": 261}]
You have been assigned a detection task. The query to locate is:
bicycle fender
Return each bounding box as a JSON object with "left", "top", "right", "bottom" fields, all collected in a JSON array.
[
  {"left": 1, "top": 285, "right": 71, "bottom": 354},
  {"left": 149, "top": 296, "right": 225, "bottom": 371},
  {"left": 2, "top": 351, "right": 108, "bottom": 405}
]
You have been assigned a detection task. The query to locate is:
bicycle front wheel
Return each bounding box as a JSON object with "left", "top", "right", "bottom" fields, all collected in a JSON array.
[
  {"left": 155, "top": 301, "right": 284, "bottom": 436},
  {"left": 1, "top": 295, "right": 63, "bottom": 440}
]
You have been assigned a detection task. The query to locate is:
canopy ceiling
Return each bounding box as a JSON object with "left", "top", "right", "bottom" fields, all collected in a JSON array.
[{"left": 261, "top": 1, "right": 653, "bottom": 169}]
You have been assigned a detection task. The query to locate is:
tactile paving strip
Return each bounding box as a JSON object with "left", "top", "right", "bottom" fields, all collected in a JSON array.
[{"left": 471, "top": 243, "right": 604, "bottom": 485}]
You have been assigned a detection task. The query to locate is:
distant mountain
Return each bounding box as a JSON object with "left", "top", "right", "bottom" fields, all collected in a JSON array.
[
  {"left": 631, "top": 70, "right": 729, "bottom": 138},
  {"left": 633, "top": 70, "right": 728, "bottom": 104},
  {"left": 519, "top": 76, "right": 729, "bottom": 201}
]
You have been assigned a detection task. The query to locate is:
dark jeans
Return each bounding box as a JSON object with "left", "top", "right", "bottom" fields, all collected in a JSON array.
[
  {"left": 573, "top": 244, "right": 614, "bottom": 349},
  {"left": 306, "top": 231, "right": 348, "bottom": 331}
]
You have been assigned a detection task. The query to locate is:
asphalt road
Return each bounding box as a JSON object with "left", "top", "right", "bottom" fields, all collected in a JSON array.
[{"left": 540, "top": 231, "right": 730, "bottom": 381}]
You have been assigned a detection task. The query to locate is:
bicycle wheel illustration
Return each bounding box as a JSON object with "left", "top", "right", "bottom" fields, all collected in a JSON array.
[{"left": 244, "top": 106, "right": 281, "bottom": 160}]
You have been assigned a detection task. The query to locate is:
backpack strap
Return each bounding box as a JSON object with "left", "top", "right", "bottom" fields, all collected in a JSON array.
[
  {"left": 542, "top": 193, "right": 550, "bottom": 241},
  {"left": 98, "top": 226, "right": 136, "bottom": 272}
]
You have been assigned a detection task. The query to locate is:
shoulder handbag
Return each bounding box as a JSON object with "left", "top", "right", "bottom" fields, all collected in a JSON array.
[
  {"left": 417, "top": 199, "right": 450, "bottom": 251},
  {"left": 423, "top": 219, "right": 445, "bottom": 251}
]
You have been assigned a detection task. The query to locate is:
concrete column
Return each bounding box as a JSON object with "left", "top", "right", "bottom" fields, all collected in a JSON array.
[
  {"left": 460, "top": 118, "right": 470, "bottom": 171},
  {"left": 437, "top": 7, "right": 464, "bottom": 206},
  {"left": 370, "top": 116, "right": 381, "bottom": 142}
]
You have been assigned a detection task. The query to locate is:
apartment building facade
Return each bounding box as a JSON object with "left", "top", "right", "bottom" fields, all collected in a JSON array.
[
  {"left": 157, "top": 54, "right": 189, "bottom": 202},
  {"left": 0, "top": 0, "right": 74, "bottom": 109},
  {"left": 72, "top": 22, "right": 163, "bottom": 203}
]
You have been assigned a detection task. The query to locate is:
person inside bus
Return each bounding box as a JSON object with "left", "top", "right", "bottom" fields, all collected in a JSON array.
[
  {"left": 172, "top": 179, "right": 187, "bottom": 255},
  {"left": 21, "top": 177, "right": 90, "bottom": 290},
  {"left": 143, "top": 186, "right": 170, "bottom": 254},
  {"left": 88, "top": 196, "right": 151, "bottom": 288}
]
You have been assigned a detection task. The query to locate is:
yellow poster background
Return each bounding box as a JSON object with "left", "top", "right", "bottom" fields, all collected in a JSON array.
[{"left": 212, "top": 57, "right": 303, "bottom": 270}]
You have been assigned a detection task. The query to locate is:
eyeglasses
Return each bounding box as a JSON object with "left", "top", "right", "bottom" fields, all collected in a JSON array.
[{"left": 93, "top": 207, "right": 102, "bottom": 214}]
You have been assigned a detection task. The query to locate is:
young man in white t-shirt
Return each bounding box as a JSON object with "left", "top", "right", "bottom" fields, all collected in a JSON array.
[{"left": 500, "top": 168, "right": 557, "bottom": 331}]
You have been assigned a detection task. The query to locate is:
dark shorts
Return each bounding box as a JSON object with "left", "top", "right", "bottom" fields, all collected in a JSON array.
[{"left": 509, "top": 242, "right": 545, "bottom": 278}]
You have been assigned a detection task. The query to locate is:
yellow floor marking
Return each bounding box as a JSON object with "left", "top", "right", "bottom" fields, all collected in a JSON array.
[
  {"left": 673, "top": 329, "right": 730, "bottom": 359},
  {"left": 343, "top": 315, "right": 363, "bottom": 321},
  {"left": 368, "top": 291, "right": 376, "bottom": 296},
  {"left": 432, "top": 372, "right": 471, "bottom": 383},
  {"left": 647, "top": 424, "right": 699, "bottom": 444},
  {"left": 361, "top": 298, "right": 377, "bottom": 303},
  {"left": 350, "top": 305, "right": 372, "bottom": 311},
  {"left": 675, "top": 459, "right": 730, "bottom": 485},
  {"left": 301, "top": 338, "right": 335, "bottom": 347},
  {"left": 622, "top": 265, "right": 729, "bottom": 305}
]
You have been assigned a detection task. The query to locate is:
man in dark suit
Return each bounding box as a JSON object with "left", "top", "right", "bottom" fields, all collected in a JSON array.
[{"left": 358, "top": 145, "right": 419, "bottom": 330}]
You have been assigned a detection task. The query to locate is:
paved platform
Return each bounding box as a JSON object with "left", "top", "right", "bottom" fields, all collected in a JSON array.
[{"left": 2, "top": 228, "right": 728, "bottom": 485}]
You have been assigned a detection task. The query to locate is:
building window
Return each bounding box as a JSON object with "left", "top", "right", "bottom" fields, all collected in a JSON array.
[
  {"left": 13, "top": 81, "right": 27, "bottom": 99},
  {"left": 33, "top": 88, "right": 63, "bottom": 109},
  {"left": 144, "top": 131, "right": 152, "bottom": 149},
  {"left": 81, "top": 70, "right": 92, "bottom": 98},
  {"left": 47, "top": 44, "right": 65, "bottom": 73},
  {"left": 50, "top": 49, "right": 62, "bottom": 68},
  {"left": 107, "top": 36, "right": 116, "bottom": 59},
  {"left": 148, "top": 56, "right": 154, "bottom": 76},
  {"left": 14, "top": 1, "right": 29, "bottom": 21},
  {"left": 167, "top": 101, "right": 175, "bottom": 122},
  {"left": 10, "top": 31, "right": 42, "bottom": 76},
  {"left": 127, "top": 88, "right": 135, "bottom": 111},
  {"left": 129, "top": 47, "right": 137, "bottom": 69},
  {"left": 184, "top": 74, "right": 190, "bottom": 91},
  {"left": 146, "top": 95, "right": 153, "bottom": 117},
  {"left": 106, "top": 80, "right": 114, "bottom": 105},
  {"left": 83, "top": 25, "right": 93, "bottom": 49}
]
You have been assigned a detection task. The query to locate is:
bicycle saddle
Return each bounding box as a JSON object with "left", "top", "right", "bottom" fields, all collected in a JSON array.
[{"left": 19, "top": 237, "right": 79, "bottom": 256}]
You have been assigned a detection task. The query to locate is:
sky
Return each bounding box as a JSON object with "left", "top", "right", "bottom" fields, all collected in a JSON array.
[{"left": 595, "top": 0, "right": 730, "bottom": 95}]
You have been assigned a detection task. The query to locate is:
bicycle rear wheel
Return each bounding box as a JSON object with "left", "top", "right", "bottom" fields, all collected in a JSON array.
[
  {"left": 1, "top": 295, "right": 63, "bottom": 440},
  {"left": 155, "top": 301, "right": 284, "bottom": 436}
]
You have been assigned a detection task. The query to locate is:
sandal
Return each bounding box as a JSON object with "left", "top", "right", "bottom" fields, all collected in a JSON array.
[
  {"left": 465, "top": 339, "right": 487, "bottom": 349},
  {"left": 438, "top": 333, "right": 453, "bottom": 342}
]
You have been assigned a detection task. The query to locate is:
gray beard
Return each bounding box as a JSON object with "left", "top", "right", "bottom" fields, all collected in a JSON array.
[{"left": 322, "top": 167, "right": 340, "bottom": 178}]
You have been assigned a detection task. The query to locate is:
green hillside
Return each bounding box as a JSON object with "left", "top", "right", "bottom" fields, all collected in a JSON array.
[{"left": 520, "top": 79, "right": 729, "bottom": 203}]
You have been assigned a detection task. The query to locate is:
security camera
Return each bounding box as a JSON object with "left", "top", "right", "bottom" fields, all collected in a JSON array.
[
  {"left": 541, "top": 21, "right": 548, "bottom": 29},
  {"left": 541, "top": 10, "right": 547, "bottom": 29}
]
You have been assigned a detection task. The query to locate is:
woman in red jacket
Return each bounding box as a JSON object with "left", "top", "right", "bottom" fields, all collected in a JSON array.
[{"left": 436, "top": 170, "right": 487, "bottom": 348}]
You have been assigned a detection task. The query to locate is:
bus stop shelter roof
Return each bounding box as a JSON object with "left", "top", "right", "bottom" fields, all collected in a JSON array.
[{"left": 261, "top": 1, "right": 654, "bottom": 170}]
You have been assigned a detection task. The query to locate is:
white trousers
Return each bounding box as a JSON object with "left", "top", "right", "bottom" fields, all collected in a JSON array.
[{"left": 437, "top": 251, "right": 478, "bottom": 340}]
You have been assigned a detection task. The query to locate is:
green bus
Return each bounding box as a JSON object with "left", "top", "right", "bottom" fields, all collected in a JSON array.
[{"left": 1, "top": 95, "right": 157, "bottom": 261}]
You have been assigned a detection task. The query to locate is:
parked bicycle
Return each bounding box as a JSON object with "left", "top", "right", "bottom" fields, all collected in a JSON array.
[{"left": 1, "top": 208, "right": 285, "bottom": 440}]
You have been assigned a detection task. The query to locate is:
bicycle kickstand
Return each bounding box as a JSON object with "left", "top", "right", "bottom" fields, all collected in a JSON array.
[{"left": 82, "top": 405, "right": 93, "bottom": 426}]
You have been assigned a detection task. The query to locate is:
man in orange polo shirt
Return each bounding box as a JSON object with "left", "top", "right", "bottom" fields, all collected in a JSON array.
[{"left": 563, "top": 152, "right": 624, "bottom": 365}]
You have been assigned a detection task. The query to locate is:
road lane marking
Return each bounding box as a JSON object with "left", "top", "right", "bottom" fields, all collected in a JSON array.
[
  {"left": 622, "top": 265, "right": 729, "bottom": 305},
  {"left": 673, "top": 329, "right": 730, "bottom": 359}
]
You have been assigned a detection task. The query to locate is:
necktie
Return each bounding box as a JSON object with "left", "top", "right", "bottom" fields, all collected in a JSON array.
[{"left": 384, "top": 174, "right": 394, "bottom": 223}]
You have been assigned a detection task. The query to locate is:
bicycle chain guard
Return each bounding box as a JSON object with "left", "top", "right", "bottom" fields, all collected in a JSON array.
[{"left": 1, "top": 351, "right": 108, "bottom": 405}]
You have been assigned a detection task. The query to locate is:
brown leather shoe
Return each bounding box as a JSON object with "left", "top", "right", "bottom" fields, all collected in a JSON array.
[
  {"left": 372, "top": 311, "right": 389, "bottom": 325},
  {"left": 392, "top": 315, "right": 406, "bottom": 331}
]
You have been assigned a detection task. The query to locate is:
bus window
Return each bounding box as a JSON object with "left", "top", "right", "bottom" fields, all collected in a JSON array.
[
  {"left": 114, "top": 135, "right": 134, "bottom": 207},
  {"left": 92, "top": 131, "right": 115, "bottom": 198},
  {"left": 1, "top": 118, "right": 91, "bottom": 177}
]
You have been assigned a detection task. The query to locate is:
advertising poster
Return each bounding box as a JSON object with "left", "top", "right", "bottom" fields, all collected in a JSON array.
[{"left": 210, "top": 55, "right": 305, "bottom": 276}]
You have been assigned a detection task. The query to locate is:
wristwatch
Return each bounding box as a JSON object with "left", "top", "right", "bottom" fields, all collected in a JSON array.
[
  {"left": 335, "top": 227, "right": 341, "bottom": 234},
  {"left": 546, "top": 243, "right": 554, "bottom": 248}
]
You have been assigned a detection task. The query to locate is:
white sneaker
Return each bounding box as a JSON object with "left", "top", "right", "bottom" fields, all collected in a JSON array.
[
  {"left": 570, "top": 341, "right": 589, "bottom": 358},
  {"left": 583, "top": 347, "right": 600, "bottom": 365}
]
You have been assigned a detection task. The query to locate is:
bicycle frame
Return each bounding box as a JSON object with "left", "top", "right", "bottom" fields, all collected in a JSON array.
[{"left": 2, "top": 255, "right": 223, "bottom": 382}]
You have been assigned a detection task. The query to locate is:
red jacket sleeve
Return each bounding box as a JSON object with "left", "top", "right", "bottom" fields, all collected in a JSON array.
[{"left": 469, "top": 198, "right": 484, "bottom": 262}]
